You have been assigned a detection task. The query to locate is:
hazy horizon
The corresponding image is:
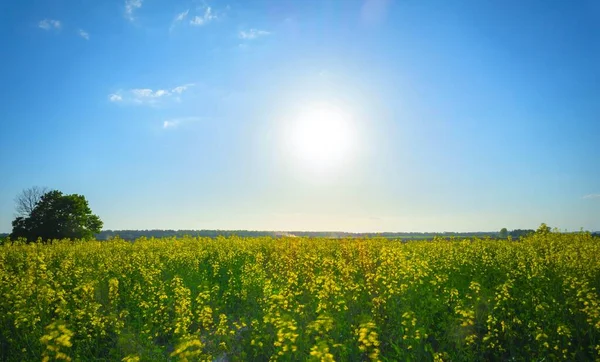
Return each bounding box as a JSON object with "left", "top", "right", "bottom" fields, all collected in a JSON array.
[{"left": 1, "top": 0, "right": 599, "bottom": 233}]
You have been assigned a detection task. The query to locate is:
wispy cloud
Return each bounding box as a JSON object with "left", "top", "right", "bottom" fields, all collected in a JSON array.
[
  {"left": 163, "top": 120, "right": 179, "bottom": 129},
  {"left": 131, "top": 89, "right": 170, "bottom": 98},
  {"left": 39, "top": 19, "right": 61, "bottom": 31},
  {"left": 190, "top": 6, "right": 217, "bottom": 26},
  {"left": 583, "top": 194, "right": 600, "bottom": 200},
  {"left": 109, "top": 94, "right": 123, "bottom": 102},
  {"left": 163, "top": 117, "right": 201, "bottom": 129},
  {"left": 78, "top": 29, "right": 90, "bottom": 40},
  {"left": 170, "top": 9, "right": 189, "bottom": 31},
  {"left": 175, "top": 9, "right": 189, "bottom": 22},
  {"left": 109, "top": 84, "right": 195, "bottom": 105},
  {"left": 125, "top": 0, "right": 143, "bottom": 21},
  {"left": 239, "top": 28, "right": 270, "bottom": 40},
  {"left": 171, "top": 84, "right": 193, "bottom": 94}
]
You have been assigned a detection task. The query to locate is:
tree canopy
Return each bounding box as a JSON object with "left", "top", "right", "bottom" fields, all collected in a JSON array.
[
  {"left": 14, "top": 186, "right": 48, "bottom": 217},
  {"left": 10, "top": 190, "right": 103, "bottom": 242},
  {"left": 536, "top": 223, "right": 552, "bottom": 235},
  {"left": 499, "top": 228, "right": 508, "bottom": 238}
]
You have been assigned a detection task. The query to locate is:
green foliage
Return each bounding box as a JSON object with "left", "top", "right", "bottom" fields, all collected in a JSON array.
[
  {"left": 509, "top": 229, "right": 535, "bottom": 239},
  {"left": 96, "top": 230, "right": 504, "bottom": 241},
  {"left": 536, "top": 223, "right": 552, "bottom": 235},
  {"left": 499, "top": 228, "right": 508, "bottom": 238},
  {"left": 10, "top": 190, "right": 102, "bottom": 242},
  {"left": 1, "top": 232, "right": 599, "bottom": 361}
]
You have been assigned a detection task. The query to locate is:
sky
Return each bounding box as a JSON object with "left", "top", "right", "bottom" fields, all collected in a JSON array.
[{"left": 0, "top": 0, "right": 599, "bottom": 233}]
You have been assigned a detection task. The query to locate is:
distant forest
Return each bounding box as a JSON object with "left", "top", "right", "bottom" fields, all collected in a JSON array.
[
  {"left": 2, "top": 229, "right": 598, "bottom": 242},
  {"left": 94, "top": 229, "right": 539, "bottom": 241}
]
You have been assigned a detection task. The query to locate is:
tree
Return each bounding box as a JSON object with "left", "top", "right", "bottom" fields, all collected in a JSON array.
[
  {"left": 10, "top": 190, "right": 103, "bottom": 242},
  {"left": 14, "top": 186, "right": 48, "bottom": 217},
  {"left": 499, "top": 228, "right": 508, "bottom": 238},
  {"left": 536, "top": 223, "right": 552, "bottom": 235},
  {"left": 509, "top": 229, "right": 534, "bottom": 239}
]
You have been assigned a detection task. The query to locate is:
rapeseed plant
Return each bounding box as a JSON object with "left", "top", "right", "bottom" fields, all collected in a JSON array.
[{"left": 0, "top": 232, "right": 599, "bottom": 360}]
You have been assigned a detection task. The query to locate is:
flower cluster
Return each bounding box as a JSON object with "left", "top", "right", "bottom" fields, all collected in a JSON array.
[{"left": 1, "top": 232, "right": 599, "bottom": 360}]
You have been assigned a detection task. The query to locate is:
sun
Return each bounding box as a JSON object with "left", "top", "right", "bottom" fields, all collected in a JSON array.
[{"left": 284, "top": 104, "right": 356, "bottom": 173}]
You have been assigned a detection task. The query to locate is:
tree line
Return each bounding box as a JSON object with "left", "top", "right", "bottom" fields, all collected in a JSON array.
[
  {"left": 96, "top": 229, "right": 536, "bottom": 241},
  {"left": 3, "top": 187, "right": 594, "bottom": 243}
]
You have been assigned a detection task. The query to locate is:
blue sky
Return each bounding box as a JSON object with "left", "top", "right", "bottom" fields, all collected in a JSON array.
[{"left": 0, "top": 0, "right": 598, "bottom": 233}]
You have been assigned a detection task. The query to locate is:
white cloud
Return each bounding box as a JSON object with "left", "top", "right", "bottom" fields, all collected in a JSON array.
[
  {"left": 171, "top": 84, "right": 194, "bottom": 94},
  {"left": 130, "top": 89, "right": 152, "bottom": 97},
  {"left": 109, "top": 94, "right": 123, "bottom": 102},
  {"left": 239, "top": 28, "right": 270, "bottom": 40},
  {"left": 162, "top": 117, "right": 201, "bottom": 130},
  {"left": 109, "top": 84, "right": 194, "bottom": 105},
  {"left": 125, "top": 0, "right": 143, "bottom": 21},
  {"left": 175, "top": 9, "right": 189, "bottom": 22},
  {"left": 153, "top": 89, "right": 170, "bottom": 97},
  {"left": 78, "top": 29, "right": 89, "bottom": 40},
  {"left": 583, "top": 194, "right": 600, "bottom": 199},
  {"left": 131, "top": 88, "right": 171, "bottom": 100},
  {"left": 190, "top": 6, "right": 217, "bottom": 26},
  {"left": 163, "top": 120, "right": 179, "bottom": 129},
  {"left": 170, "top": 9, "right": 190, "bottom": 31},
  {"left": 39, "top": 19, "right": 61, "bottom": 31}
]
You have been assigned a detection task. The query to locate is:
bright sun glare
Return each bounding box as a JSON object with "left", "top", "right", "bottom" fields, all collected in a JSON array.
[{"left": 285, "top": 104, "right": 356, "bottom": 173}]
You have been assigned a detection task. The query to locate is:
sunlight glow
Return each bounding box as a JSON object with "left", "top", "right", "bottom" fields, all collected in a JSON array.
[{"left": 284, "top": 104, "right": 357, "bottom": 174}]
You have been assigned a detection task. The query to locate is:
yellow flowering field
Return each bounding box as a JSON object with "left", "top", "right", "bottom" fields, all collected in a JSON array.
[{"left": 1, "top": 232, "right": 599, "bottom": 361}]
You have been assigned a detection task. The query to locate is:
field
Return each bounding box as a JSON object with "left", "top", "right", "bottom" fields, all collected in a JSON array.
[{"left": 1, "top": 233, "right": 599, "bottom": 361}]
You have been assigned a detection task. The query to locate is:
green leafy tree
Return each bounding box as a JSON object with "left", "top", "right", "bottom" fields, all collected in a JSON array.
[
  {"left": 536, "top": 223, "right": 552, "bottom": 235},
  {"left": 499, "top": 228, "right": 508, "bottom": 238},
  {"left": 10, "top": 190, "right": 103, "bottom": 242}
]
